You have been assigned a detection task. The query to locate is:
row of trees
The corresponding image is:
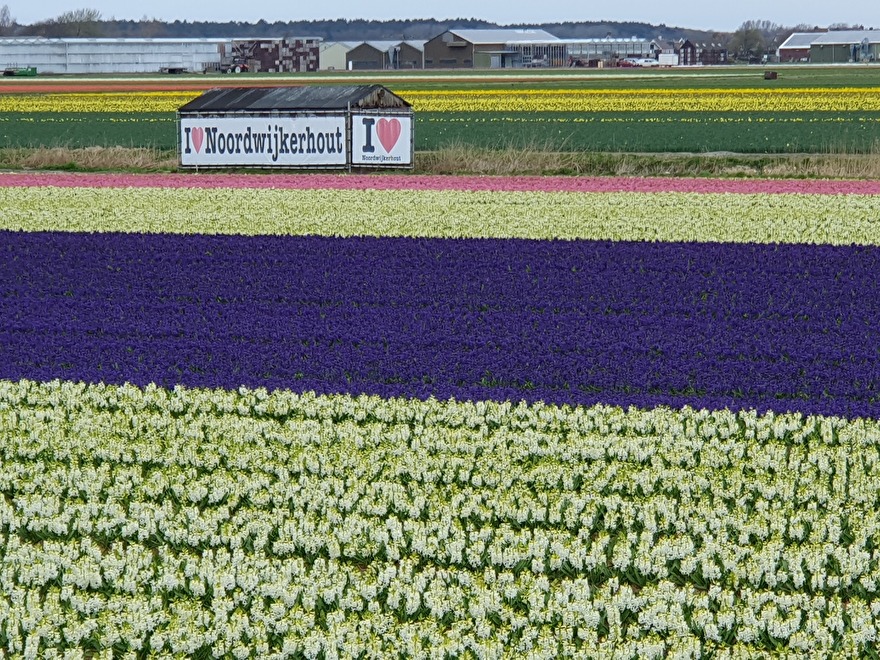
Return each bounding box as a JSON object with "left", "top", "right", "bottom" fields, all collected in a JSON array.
[{"left": 0, "top": 5, "right": 721, "bottom": 42}]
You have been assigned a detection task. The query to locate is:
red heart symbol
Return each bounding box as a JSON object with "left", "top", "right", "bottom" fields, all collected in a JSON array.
[
  {"left": 191, "top": 127, "right": 204, "bottom": 153},
  {"left": 376, "top": 118, "right": 401, "bottom": 153}
]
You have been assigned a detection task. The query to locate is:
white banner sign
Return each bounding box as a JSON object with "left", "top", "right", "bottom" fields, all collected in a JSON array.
[
  {"left": 350, "top": 114, "right": 413, "bottom": 166},
  {"left": 180, "top": 115, "right": 347, "bottom": 167}
]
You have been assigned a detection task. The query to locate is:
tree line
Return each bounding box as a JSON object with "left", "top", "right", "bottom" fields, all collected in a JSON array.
[{"left": 0, "top": 6, "right": 724, "bottom": 42}]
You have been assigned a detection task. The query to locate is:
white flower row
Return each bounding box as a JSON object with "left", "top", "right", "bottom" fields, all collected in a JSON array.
[
  {"left": 1, "top": 378, "right": 880, "bottom": 656},
  {"left": 3, "top": 186, "right": 880, "bottom": 246}
]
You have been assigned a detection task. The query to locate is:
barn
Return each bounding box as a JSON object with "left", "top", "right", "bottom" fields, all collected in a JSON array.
[{"left": 776, "top": 32, "right": 823, "bottom": 63}]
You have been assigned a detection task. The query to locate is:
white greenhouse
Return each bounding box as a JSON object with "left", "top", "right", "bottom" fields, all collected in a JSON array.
[{"left": 0, "top": 37, "right": 234, "bottom": 74}]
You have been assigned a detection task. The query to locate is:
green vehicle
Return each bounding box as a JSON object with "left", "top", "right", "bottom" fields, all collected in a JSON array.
[{"left": 2, "top": 66, "right": 37, "bottom": 76}]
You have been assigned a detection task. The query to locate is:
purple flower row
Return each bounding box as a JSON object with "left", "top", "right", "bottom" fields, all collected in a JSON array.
[{"left": 2, "top": 230, "right": 879, "bottom": 418}]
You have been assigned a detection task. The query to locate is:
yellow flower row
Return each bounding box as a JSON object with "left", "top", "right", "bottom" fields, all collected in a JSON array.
[
  {"left": 0, "top": 92, "right": 200, "bottom": 113},
  {"left": 403, "top": 88, "right": 880, "bottom": 112},
  {"left": 2, "top": 87, "right": 880, "bottom": 113}
]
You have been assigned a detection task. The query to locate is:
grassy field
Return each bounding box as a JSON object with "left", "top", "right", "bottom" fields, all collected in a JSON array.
[{"left": 417, "top": 112, "right": 880, "bottom": 154}]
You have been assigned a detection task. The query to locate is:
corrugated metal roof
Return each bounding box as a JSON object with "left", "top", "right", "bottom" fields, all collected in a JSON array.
[
  {"left": 448, "top": 29, "right": 559, "bottom": 44},
  {"left": 360, "top": 40, "right": 426, "bottom": 53},
  {"left": 320, "top": 40, "right": 424, "bottom": 53},
  {"left": 362, "top": 40, "right": 401, "bottom": 52},
  {"left": 178, "top": 85, "right": 411, "bottom": 113},
  {"left": 778, "top": 32, "right": 823, "bottom": 49},
  {"left": 811, "top": 30, "right": 880, "bottom": 45}
]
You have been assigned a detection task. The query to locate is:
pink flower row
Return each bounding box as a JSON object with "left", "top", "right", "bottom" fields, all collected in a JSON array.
[{"left": 2, "top": 172, "right": 878, "bottom": 196}]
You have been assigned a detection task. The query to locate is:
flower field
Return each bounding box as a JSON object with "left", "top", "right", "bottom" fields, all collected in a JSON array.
[
  {"left": 3, "top": 171, "right": 880, "bottom": 657},
  {"left": 2, "top": 70, "right": 880, "bottom": 153}
]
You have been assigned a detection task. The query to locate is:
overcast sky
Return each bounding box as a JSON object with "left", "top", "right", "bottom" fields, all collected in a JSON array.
[{"left": 8, "top": 1, "right": 879, "bottom": 33}]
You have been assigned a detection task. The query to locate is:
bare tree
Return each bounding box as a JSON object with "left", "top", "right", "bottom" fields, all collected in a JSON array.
[
  {"left": 0, "top": 4, "right": 16, "bottom": 36},
  {"left": 727, "top": 20, "right": 769, "bottom": 62},
  {"left": 727, "top": 19, "right": 800, "bottom": 62},
  {"left": 33, "top": 8, "right": 103, "bottom": 37}
]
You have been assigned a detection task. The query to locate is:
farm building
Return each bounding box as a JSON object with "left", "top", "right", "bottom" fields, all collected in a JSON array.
[
  {"left": 423, "top": 29, "right": 661, "bottom": 68},
  {"left": 776, "top": 32, "right": 823, "bottom": 62},
  {"left": 809, "top": 30, "right": 880, "bottom": 63},
  {"left": 423, "top": 29, "right": 558, "bottom": 68},
  {"left": 345, "top": 41, "right": 425, "bottom": 70},
  {"left": 0, "top": 36, "right": 321, "bottom": 74}
]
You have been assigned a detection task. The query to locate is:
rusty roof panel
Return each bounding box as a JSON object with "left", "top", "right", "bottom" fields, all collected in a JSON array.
[{"left": 178, "top": 85, "right": 411, "bottom": 112}]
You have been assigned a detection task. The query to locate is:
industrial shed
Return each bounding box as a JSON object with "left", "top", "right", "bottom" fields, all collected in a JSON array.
[
  {"left": 343, "top": 40, "right": 425, "bottom": 70},
  {"left": 509, "top": 37, "right": 661, "bottom": 68},
  {"left": 178, "top": 85, "right": 413, "bottom": 169},
  {"left": 809, "top": 30, "right": 880, "bottom": 63},
  {"left": 423, "top": 29, "right": 558, "bottom": 68},
  {"left": 0, "top": 37, "right": 230, "bottom": 74},
  {"left": 423, "top": 29, "right": 661, "bottom": 69},
  {"left": 346, "top": 41, "right": 398, "bottom": 70},
  {"left": 392, "top": 41, "right": 426, "bottom": 69}
]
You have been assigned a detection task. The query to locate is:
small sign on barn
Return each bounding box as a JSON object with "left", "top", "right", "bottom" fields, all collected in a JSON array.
[{"left": 177, "top": 85, "right": 413, "bottom": 169}]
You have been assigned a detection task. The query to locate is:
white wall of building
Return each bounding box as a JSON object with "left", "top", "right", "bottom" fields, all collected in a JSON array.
[{"left": 0, "top": 37, "right": 231, "bottom": 74}]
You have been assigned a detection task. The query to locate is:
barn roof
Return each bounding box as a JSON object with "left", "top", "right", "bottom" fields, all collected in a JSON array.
[
  {"left": 810, "top": 30, "right": 880, "bottom": 45},
  {"left": 178, "top": 85, "right": 411, "bottom": 113},
  {"left": 777, "top": 32, "right": 823, "bottom": 49}
]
